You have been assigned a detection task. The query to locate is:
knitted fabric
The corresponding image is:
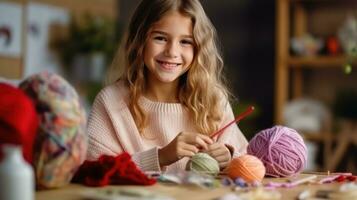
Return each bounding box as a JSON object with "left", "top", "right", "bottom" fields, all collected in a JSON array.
[
  {"left": 72, "top": 152, "right": 156, "bottom": 186},
  {"left": 0, "top": 83, "right": 38, "bottom": 163},
  {"left": 19, "top": 71, "right": 87, "bottom": 189}
]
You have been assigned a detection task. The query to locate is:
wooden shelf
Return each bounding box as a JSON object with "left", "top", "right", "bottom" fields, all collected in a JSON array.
[
  {"left": 300, "top": 132, "right": 332, "bottom": 142},
  {"left": 288, "top": 55, "right": 355, "bottom": 68},
  {"left": 289, "top": 0, "right": 356, "bottom": 4}
]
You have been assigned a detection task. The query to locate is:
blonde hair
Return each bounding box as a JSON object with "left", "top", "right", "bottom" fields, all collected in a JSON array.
[{"left": 106, "top": 0, "right": 230, "bottom": 135}]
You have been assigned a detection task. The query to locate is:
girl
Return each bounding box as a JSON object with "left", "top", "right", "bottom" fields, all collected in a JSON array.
[{"left": 87, "top": 0, "right": 248, "bottom": 172}]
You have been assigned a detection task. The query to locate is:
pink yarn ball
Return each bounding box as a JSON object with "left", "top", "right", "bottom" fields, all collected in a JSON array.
[{"left": 247, "top": 125, "right": 307, "bottom": 177}]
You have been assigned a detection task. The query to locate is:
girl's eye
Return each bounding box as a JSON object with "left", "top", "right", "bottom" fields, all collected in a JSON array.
[
  {"left": 181, "top": 39, "right": 193, "bottom": 46},
  {"left": 154, "top": 36, "right": 167, "bottom": 42}
]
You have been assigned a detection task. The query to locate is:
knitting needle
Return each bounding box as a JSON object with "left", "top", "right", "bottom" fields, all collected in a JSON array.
[
  {"left": 267, "top": 175, "right": 317, "bottom": 188},
  {"left": 288, "top": 175, "right": 317, "bottom": 187},
  {"left": 210, "top": 106, "right": 254, "bottom": 139},
  {"left": 303, "top": 171, "right": 352, "bottom": 176}
]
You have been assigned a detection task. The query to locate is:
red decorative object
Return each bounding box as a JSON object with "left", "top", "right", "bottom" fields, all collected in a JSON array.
[
  {"left": 334, "top": 175, "right": 357, "bottom": 183},
  {"left": 0, "top": 83, "right": 38, "bottom": 163},
  {"left": 335, "top": 175, "right": 346, "bottom": 182},
  {"left": 347, "top": 175, "right": 357, "bottom": 182},
  {"left": 72, "top": 152, "right": 156, "bottom": 186},
  {"left": 326, "top": 36, "right": 340, "bottom": 55}
]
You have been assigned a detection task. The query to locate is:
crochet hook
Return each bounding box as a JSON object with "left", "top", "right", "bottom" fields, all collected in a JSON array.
[{"left": 210, "top": 106, "right": 254, "bottom": 138}]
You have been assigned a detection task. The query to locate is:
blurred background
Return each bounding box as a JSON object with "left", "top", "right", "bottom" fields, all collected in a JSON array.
[{"left": 0, "top": 0, "right": 356, "bottom": 173}]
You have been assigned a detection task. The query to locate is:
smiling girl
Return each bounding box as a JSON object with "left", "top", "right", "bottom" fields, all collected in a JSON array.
[{"left": 86, "top": 0, "right": 248, "bottom": 173}]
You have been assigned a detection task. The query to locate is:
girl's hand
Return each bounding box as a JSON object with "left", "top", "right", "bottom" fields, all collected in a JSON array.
[
  {"left": 204, "top": 143, "right": 232, "bottom": 169},
  {"left": 158, "top": 131, "right": 213, "bottom": 167}
]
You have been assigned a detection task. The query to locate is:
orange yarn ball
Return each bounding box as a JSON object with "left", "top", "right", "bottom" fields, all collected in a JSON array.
[{"left": 227, "top": 155, "right": 266, "bottom": 183}]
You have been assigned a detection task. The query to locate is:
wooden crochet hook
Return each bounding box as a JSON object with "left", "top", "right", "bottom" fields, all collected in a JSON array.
[{"left": 210, "top": 106, "right": 254, "bottom": 138}]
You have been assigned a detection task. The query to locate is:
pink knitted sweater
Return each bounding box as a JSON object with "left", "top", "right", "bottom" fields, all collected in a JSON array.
[{"left": 86, "top": 81, "right": 248, "bottom": 172}]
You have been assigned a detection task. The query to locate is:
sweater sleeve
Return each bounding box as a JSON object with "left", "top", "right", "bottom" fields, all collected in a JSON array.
[
  {"left": 216, "top": 101, "right": 248, "bottom": 158},
  {"left": 131, "top": 147, "right": 161, "bottom": 172},
  {"left": 86, "top": 92, "right": 119, "bottom": 160},
  {"left": 86, "top": 89, "right": 162, "bottom": 172}
]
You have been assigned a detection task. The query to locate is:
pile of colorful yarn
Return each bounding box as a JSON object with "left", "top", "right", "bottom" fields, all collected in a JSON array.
[
  {"left": 224, "top": 125, "right": 307, "bottom": 184},
  {"left": 247, "top": 125, "right": 307, "bottom": 177},
  {"left": 19, "top": 71, "right": 87, "bottom": 189}
]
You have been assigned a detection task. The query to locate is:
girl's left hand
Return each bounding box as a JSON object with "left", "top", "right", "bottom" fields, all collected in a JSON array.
[{"left": 204, "top": 143, "right": 232, "bottom": 169}]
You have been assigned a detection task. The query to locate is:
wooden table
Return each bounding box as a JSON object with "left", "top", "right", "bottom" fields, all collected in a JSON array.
[{"left": 36, "top": 174, "right": 351, "bottom": 200}]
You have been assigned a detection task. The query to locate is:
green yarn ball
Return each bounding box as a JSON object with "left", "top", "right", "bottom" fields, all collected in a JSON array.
[{"left": 186, "top": 153, "right": 220, "bottom": 176}]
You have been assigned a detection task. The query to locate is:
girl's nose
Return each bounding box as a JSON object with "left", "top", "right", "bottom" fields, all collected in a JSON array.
[{"left": 164, "top": 42, "right": 179, "bottom": 58}]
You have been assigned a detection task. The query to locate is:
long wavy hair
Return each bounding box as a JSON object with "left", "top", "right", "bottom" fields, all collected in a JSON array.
[{"left": 106, "top": 0, "right": 231, "bottom": 135}]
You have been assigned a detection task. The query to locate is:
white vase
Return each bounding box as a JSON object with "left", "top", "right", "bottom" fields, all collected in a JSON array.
[{"left": 0, "top": 145, "right": 34, "bottom": 200}]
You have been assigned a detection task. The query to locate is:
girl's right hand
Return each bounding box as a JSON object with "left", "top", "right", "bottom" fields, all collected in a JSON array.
[{"left": 158, "top": 131, "right": 213, "bottom": 167}]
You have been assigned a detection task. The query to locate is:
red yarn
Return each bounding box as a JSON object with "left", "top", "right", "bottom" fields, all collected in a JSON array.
[
  {"left": 347, "top": 176, "right": 357, "bottom": 182},
  {"left": 72, "top": 152, "right": 156, "bottom": 186},
  {"left": 0, "top": 83, "right": 38, "bottom": 163},
  {"left": 335, "top": 175, "right": 357, "bottom": 183}
]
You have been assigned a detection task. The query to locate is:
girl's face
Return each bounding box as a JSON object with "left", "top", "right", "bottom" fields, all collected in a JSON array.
[{"left": 143, "top": 11, "right": 195, "bottom": 85}]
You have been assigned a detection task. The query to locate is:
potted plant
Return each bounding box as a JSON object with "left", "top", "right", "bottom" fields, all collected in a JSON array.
[{"left": 54, "top": 14, "right": 119, "bottom": 83}]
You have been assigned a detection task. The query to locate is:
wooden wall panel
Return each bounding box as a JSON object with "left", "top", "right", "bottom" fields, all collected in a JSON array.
[
  {"left": 0, "top": 0, "right": 25, "bottom": 79},
  {"left": 32, "top": 0, "right": 117, "bottom": 19},
  {"left": 0, "top": 56, "right": 23, "bottom": 79}
]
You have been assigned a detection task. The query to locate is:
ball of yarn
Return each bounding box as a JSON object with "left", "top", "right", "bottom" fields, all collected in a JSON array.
[
  {"left": 186, "top": 153, "right": 220, "bottom": 176},
  {"left": 0, "top": 83, "right": 39, "bottom": 163},
  {"left": 19, "top": 71, "right": 87, "bottom": 188},
  {"left": 247, "top": 125, "right": 307, "bottom": 177},
  {"left": 226, "top": 155, "right": 266, "bottom": 183}
]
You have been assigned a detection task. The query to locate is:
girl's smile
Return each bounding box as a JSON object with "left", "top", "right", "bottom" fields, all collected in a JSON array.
[{"left": 156, "top": 59, "right": 182, "bottom": 71}]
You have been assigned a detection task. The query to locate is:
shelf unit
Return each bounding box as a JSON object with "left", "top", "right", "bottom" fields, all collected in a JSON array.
[
  {"left": 288, "top": 56, "right": 356, "bottom": 68},
  {"left": 275, "top": 0, "right": 357, "bottom": 171}
]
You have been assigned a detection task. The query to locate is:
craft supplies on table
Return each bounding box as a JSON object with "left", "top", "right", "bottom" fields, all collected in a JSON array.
[
  {"left": 80, "top": 187, "right": 174, "bottom": 200},
  {"left": 156, "top": 170, "right": 219, "bottom": 188},
  {"left": 297, "top": 182, "right": 357, "bottom": 199},
  {"left": 36, "top": 173, "right": 357, "bottom": 200}
]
